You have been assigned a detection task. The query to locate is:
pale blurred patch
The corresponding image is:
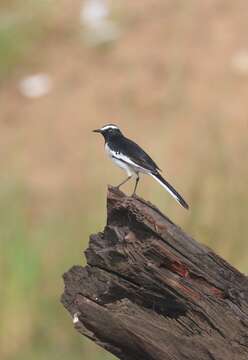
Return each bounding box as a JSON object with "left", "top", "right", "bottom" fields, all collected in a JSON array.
[
  {"left": 18, "top": 73, "right": 52, "bottom": 98},
  {"left": 80, "top": 0, "right": 121, "bottom": 46},
  {"left": 231, "top": 49, "right": 248, "bottom": 75}
]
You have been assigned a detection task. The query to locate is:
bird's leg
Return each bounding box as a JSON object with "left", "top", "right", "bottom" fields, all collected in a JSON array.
[
  {"left": 116, "top": 175, "right": 132, "bottom": 189},
  {"left": 132, "top": 174, "right": 140, "bottom": 195}
]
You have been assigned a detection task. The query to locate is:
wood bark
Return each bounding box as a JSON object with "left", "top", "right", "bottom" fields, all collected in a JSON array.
[{"left": 61, "top": 186, "right": 248, "bottom": 360}]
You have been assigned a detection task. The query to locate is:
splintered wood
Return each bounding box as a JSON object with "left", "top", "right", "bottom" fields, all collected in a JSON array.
[{"left": 62, "top": 186, "right": 248, "bottom": 360}]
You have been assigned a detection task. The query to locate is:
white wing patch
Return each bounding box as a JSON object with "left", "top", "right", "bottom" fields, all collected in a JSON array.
[{"left": 105, "top": 144, "right": 150, "bottom": 174}]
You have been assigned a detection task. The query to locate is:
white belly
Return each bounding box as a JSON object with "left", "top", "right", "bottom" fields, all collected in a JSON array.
[{"left": 111, "top": 157, "right": 134, "bottom": 176}]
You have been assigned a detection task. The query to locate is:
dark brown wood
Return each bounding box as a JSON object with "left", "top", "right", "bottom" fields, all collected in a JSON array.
[{"left": 61, "top": 186, "right": 248, "bottom": 360}]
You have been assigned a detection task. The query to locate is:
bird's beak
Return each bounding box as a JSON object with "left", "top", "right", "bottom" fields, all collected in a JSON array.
[{"left": 92, "top": 128, "right": 102, "bottom": 133}]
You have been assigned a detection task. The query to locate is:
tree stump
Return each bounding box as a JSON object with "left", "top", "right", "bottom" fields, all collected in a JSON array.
[{"left": 61, "top": 186, "right": 248, "bottom": 360}]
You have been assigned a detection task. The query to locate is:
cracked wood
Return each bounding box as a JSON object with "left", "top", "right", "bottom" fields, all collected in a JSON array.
[{"left": 61, "top": 186, "right": 248, "bottom": 360}]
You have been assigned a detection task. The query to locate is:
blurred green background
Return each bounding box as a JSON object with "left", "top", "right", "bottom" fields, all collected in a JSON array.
[{"left": 1, "top": 1, "right": 248, "bottom": 359}]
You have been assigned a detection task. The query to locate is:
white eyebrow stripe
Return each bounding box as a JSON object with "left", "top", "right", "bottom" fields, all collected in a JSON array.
[{"left": 100, "top": 125, "right": 119, "bottom": 131}]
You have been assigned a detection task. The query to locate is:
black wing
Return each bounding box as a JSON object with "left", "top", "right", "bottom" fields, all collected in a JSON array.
[{"left": 112, "top": 136, "right": 161, "bottom": 173}]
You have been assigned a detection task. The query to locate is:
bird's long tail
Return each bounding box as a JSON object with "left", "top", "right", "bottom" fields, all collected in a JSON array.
[{"left": 151, "top": 172, "right": 189, "bottom": 209}]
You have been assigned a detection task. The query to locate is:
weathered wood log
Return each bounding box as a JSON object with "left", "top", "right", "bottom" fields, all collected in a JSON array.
[{"left": 61, "top": 186, "right": 248, "bottom": 360}]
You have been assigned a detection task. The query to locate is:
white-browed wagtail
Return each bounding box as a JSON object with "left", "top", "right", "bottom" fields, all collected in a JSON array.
[{"left": 93, "top": 124, "right": 189, "bottom": 209}]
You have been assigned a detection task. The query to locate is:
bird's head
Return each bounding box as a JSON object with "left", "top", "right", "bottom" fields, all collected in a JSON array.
[{"left": 93, "top": 124, "right": 122, "bottom": 141}]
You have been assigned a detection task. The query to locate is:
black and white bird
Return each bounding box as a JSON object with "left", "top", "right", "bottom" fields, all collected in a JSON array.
[{"left": 93, "top": 124, "right": 189, "bottom": 209}]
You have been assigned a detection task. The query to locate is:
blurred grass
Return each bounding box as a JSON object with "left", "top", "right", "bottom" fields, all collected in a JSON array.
[
  {"left": 0, "top": 0, "right": 49, "bottom": 79},
  {"left": 183, "top": 120, "right": 248, "bottom": 273},
  {"left": 0, "top": 179, "right": 116, "bottom": 360}
]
